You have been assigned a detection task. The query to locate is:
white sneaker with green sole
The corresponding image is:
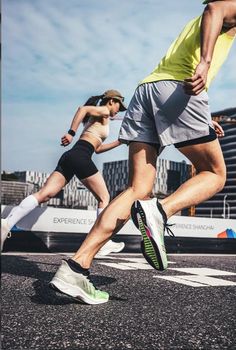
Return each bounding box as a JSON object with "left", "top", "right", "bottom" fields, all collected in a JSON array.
[
  {"left": 50, "top": 260, "right": 109, "bottom": 304},
  {"left": 97, "top": 240, "right": 125, "bottom": 256},
  {"left": 131, "top": 198, "right": 168, "bottom": 271}
]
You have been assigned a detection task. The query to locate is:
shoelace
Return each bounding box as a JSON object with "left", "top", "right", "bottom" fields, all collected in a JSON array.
[{"left": 164, "top": 222, "right": 175, "bottom": 237}]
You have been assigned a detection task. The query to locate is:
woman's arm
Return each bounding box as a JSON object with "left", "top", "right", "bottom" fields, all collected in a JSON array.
[
  {"left": 61, "top": 105, "right": 110, "bottom": 147},
  {"left": 95, "top": 140, "right": 122, "bottom": 154}
]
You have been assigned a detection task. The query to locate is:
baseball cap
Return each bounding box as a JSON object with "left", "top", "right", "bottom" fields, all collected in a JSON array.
[{"left": 103, "top": 89, "right": 127, "bottom": 111}]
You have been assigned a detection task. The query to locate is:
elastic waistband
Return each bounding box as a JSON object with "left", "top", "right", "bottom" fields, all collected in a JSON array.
[{"left": 72, "top": 139, "right": 95, "bottom": 152}]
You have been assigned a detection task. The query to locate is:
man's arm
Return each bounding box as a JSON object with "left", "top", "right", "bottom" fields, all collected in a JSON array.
[{"left": 184, "top": 1, "right": 236, "bottom": 95}]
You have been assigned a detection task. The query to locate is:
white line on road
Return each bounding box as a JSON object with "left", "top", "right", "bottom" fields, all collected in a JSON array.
[
  {"left": 154, "top": 267, "right": 236, "bottom": 287},
  {"left": 169, "top": 267, "right": 236, "bottom": 276},
  {"left": 155, "top": 275, "right": 236, "bottom": 287}
]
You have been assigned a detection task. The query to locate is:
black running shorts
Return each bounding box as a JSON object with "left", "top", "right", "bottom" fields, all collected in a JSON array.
[{"left": 55, "top": 140, "right": 98, "bottom": 182}]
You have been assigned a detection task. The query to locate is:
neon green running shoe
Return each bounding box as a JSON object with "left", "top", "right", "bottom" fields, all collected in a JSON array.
[
  {"left": 131, "top": 198, "right": 173, "bottom": 271},
  {"left": 50, "top": 260, "right": 109, "bottom": 304}
]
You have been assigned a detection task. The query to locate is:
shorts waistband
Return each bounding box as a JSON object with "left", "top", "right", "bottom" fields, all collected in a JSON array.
[{"left": 72, "top": 139, "right": 95, "bottom": 152}]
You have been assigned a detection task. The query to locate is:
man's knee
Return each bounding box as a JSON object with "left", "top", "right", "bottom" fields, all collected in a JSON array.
[
  {"left": 129, "top": 184, "right": 153, "bottom": 200},
  {"left": 216, "top": 171, "right": 226, "bottom": 192}
]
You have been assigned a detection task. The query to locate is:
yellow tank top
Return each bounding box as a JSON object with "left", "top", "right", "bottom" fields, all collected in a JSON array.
[
  {"left": 140, "top": 16, "right": 235, "bottom": 89},
  {"left": 81, "top": 117, "right": 110, "bottom": 143}
]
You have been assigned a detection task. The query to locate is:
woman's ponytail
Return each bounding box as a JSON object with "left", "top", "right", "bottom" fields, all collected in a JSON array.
[
  {"left": 84, "top": 95, "right": 104, "bottom": 106},
  {"left": 82, "top": 94, "right": 104, "bottom": 124}
]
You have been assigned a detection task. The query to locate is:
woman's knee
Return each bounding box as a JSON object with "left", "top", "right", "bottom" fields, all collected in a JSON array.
[{"left": 97, "top": 193, "right": 110, "bottom": 208}]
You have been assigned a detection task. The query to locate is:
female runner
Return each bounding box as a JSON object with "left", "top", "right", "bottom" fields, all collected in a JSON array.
[{"left": 1, "top": 89, "right": 127, "bottom": 254}]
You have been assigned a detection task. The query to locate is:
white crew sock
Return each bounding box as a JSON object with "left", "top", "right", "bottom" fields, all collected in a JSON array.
[{"left": 6, "top": 194, "right": 39, "bottom": 230}]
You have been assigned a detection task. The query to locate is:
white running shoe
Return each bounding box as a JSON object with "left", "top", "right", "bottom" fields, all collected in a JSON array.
[
  {"left": 50, "top": 260, "right": 109, "bottom": 304},
  {"left": 97, "top": 240, "right": 125, "bottom": 256},
  {"left": 131, "top": 198, "right": 168, "bottom": 271},
  {"left": 1, "top": 218, "right": 11, "bottom": 251}
]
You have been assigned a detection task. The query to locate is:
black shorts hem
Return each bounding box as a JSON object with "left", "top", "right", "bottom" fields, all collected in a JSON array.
[{"left": 174, "top": 127, "right": 217, "bottom": 149}]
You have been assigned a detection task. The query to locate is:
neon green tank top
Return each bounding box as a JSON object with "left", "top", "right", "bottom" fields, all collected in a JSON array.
[{"left": 140, "top": 16, "right": 235, "bottom": 89}]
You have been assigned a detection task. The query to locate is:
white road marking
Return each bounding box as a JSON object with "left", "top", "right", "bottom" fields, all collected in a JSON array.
[
  {"left": 183, "top": 275, "right": 236, "bottom": 286},
  {"left": 155, "top": 276, "right": 207, "bottom": 287},
  {"left": 100, "top": 262, "right": 153, "bottom": 270},
  {"left": 169, "top": 267, "right": 236, "bottom": 276},
  {"left": 154, "top": 267, "right": 236, "bottom": 287},
  {"left": 155, "top": 275, "right": 236, "bottom": 287},
  {"left": 97, "top": 257, "right": 236, "bottom": 287},
  {"left": 99, "top": 262, "right": 135, "bottom": 270},
  {"left": 98, "top": 256, "right": 175, "bottom": 270}
]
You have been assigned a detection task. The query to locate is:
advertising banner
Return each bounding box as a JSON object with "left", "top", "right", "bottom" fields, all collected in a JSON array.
[{"left": 1, "top": 205, "right": 235, "bottom": 238}]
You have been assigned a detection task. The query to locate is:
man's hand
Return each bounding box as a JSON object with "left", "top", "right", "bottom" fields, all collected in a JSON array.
[
  {"left": 212, "top": 120, "right": 224, "bottom": 138},
  {"left": 184, "top": 60, "right": 210, "bottom": 95},
  {"left": 61, "top": 133, "right": 73, "bottom": 146}
]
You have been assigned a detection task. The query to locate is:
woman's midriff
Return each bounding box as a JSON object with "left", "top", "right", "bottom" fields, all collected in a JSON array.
[{"left": 79, "top": 134, "right": 102, "bottom": 151}]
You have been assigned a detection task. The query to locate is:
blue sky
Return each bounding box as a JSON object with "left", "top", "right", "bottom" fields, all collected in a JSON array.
[{"left": 2, "top": 0, "right": 236, "bottom": 174}]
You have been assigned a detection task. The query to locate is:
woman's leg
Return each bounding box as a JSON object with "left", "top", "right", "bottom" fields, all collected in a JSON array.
[
  {"left": 160, "top": 139, "right": 226, "bottom": 218},
  {"left": 81, "top": 172, "right": 125, "bottom": 254},
  {"left": 34, "top": 171, "right": 67, "bottom": 203},
  {"left": 5, "top": 171, "right": 66, "bottom": 230},
  {"left": 72, "top": 142, "right": 158, "bottom": 268},
  {"left": 81, "top": 172, "right": 110, "bottom": 209}
]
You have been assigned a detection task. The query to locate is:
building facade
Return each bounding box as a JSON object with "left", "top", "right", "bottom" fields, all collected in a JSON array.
[
  {"left": 1, "top": 159, "right": 192, "bottom": 212},
  {"left": 1, "top": 181, "right": 35, "bottom": 206},
  {"left": 195, "top": 107, "right": 236, "bottom": 219},
  {"left": 103, "top": 158, "right": 192, "bottom": 200},
  {"left": 1, "top": 171, "right": 97, "bottom": 209}
]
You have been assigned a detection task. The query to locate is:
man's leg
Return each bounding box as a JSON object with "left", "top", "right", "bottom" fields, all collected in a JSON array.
[
  {"left": 50, "top": 142, "right": 158, "bottom": 304},
  {"left": 72, "top": 142, "right": 158, "bottom": 268},
  {"left": 160, "top": 138, "right": 226, "bottom": 218},
  {"left": 129, "top": 138, "right": 226, "bottom": 271}
]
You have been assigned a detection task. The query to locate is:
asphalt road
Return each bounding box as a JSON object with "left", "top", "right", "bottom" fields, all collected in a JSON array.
[{"left": 1, "top": 253, "right": 236, "bottom": 350}]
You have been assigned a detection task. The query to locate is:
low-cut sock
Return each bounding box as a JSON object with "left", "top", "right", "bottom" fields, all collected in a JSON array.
[
  {"left": 6, "top": 194, "right": 39, "bottom": 230},
  {"left": 67, "top": 258, "right": 89, "bottom": 276}
]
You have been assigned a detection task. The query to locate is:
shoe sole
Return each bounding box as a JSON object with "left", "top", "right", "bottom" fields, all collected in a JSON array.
[
  {"left": 49, "top": 277, "right": 109, "bottom": 305},
  {"left": 131, "top": 201, "right": 165, "bottom": 271},
  {"left": 97, "top": 242, "right": 125, "bottom": 256}
]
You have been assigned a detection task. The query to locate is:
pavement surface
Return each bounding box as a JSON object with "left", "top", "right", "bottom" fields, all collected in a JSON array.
[{"left": 1, "top": 253, "right": 236, "bottom": 350}]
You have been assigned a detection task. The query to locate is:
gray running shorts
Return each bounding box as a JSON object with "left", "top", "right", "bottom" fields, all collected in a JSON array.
[{"left": 119, "top": 80, "right": 214, "bottom": 147}]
